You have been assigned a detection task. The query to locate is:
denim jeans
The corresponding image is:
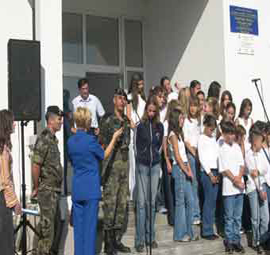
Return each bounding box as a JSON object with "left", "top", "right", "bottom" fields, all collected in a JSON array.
[
  {"left": 187, "top": 153, "right": 201, "bottom": 222},
  {"left": 135, "top": 163, "right": 160, "bottom": 247},
  {"left": 248, "top": 185, "right": 270, "bottom": 245},
  {"left": 201, "top": 169, "right": 219, "bottom": 236},
  {"left": 223, "top": 194, "right": 244, "bottom": 244},
  {"left": 172, "top": 164, "right": 194, "bottom": 240}
]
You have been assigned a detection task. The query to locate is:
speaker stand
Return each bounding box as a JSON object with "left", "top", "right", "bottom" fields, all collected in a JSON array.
[{"left": 14, "top": 121, "right": 39, "bottom": 255}]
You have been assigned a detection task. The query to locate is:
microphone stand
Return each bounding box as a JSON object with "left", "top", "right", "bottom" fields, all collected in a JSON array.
[
  {"left": 149, "top": 120, "right": 153, "bottom": 255},
  {"left": 252, "top": 79, "right": 270, "bottom": 122}
]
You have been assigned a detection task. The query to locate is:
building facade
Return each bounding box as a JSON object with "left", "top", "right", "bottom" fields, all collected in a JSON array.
[{"left": 0, "top": 0, "right": 270, "bottom": 198}]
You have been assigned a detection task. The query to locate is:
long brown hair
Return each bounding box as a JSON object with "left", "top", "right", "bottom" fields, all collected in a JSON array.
[
  {"left": 187, "top": 96, "right": 201, "bottom": 124},
  {"left": 128, "top": 73, "right": 146, "bottom": 111},
  {"left": 168, "top": 108, "right": 184, "bottom": 142},
  {"left": 220, "top": 90, "right": 233, "bottom": 117},
  {"left": 0, "top": 110, "right": 14, "bottom": 154},
  {"left": 165, "top": 99, "right": 181, "bottom": 121},
  {"left": 206, "top": 97, "right": 220, "bottom": 120},
  {"left": 178, "top": 87, "right": 190, "bottom": 116},
  {"left": 141, "top": 96, "right": 160, "bottom": 126},
  {"left": 238, "top": 98, "right": 252, "bottom": 118}
]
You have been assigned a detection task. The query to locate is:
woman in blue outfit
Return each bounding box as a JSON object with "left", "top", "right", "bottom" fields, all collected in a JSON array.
[{"left": 68, "top": 107, "right": 123, "bottom": 255}]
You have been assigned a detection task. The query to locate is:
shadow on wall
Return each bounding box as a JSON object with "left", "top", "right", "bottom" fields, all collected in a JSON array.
[{"left": 145, "top": 0, "right": 209, "bottom": 86}]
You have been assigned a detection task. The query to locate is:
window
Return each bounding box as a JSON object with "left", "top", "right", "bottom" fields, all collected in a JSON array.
[
  {"left": 62, "top": 13, "right": 83, "bottom": 64},
  {"left": 62, "top": 12, "right": 145, "bottom": 92},
  {"left": 86, "top": 15, "right": 119, "bottom": 66},
  {"left": 125, "top": 20, "right": 143, "bottom": 68}
]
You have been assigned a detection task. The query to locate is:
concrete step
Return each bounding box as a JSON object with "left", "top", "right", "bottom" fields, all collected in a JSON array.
[{"left": 99, "top": 235, "right": 259, "bottom": 255}]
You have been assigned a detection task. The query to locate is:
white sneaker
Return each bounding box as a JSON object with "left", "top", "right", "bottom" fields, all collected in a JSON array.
[
  {"left": 158, "top": 207, "right": 168, "bottom": 214},
  {"left": 193, "top": 220, "right": 201, "bottom": 225}
]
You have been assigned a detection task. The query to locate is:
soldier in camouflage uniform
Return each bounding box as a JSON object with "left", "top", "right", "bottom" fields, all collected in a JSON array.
[
  {"left": 32, "top": 106, "right": 64, "bottom": 255},
  {"left": 99, "top": 88, "right": 131, "bottom": 255}
]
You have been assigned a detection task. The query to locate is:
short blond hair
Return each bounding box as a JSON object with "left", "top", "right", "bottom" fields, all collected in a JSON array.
[{"left": 73, "top": 107, "right": 92, "bottom": 130}]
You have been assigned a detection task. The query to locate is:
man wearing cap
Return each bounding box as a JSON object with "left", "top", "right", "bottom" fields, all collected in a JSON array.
[
  {"left": 99, "top": 88, "right": 131, "bottom": 255},
  {"left": 32, "top": 106, "right": 64, "bottom": 255}
]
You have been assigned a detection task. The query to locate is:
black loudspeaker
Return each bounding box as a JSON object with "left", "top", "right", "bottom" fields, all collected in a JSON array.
[{"left": 8, "top": 39, "right": 41, "bottom": 121}]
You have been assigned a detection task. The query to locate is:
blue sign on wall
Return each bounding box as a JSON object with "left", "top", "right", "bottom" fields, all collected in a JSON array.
[{"left": 230, "top": 6, "right": 259, "bottom": 36}]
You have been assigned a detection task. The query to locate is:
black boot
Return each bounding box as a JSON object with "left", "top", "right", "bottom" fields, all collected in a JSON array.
[
  {"left": 104, "top": 230, "right": 117, "bottom": 255},
  {"left": 113, "top": 230, "right": 131, "bottom": 253}
]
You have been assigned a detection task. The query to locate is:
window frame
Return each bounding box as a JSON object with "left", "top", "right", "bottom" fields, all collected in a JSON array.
[{"left": 62, "top": 10, "right": 146, "bottom": 90}]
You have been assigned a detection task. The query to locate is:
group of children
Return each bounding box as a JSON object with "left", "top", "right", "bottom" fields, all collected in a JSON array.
[{"left": 127, "top": 74, "right": 270, "bottom": 254}]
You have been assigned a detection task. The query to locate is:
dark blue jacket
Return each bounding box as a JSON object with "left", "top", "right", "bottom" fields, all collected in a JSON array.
[
  {"left": 136, "top": 120, "right": 164, "bottom": 167},
  {"left": 67, "top": 130, "right": 104, "bottom": 201}
]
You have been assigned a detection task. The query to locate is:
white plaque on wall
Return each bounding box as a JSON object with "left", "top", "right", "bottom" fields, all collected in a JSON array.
[{"left": 237, "top": 34, "right": 255, "bottom": 55}]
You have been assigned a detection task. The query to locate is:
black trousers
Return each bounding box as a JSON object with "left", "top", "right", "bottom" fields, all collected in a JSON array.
[
  {"left": 161, "top": 156, "right": 175, "bottom": 225},
  {"left": 0, "top": 191, "right": 15, "bottom": 255}
]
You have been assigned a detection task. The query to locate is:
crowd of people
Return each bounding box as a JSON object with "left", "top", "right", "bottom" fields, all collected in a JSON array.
[{"left": 1, "top": 74, "right": 270, "bottom": 255}]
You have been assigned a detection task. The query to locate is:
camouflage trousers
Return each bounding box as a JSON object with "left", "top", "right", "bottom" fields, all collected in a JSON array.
[
  {"left": 103, "top": 160, "right": 129, "bottom": 231},
  {"left": 37, "top": 189, "right": 62, "bottom": 255}
]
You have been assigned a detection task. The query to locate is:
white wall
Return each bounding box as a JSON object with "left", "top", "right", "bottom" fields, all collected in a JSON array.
[
  {"left": 223, "top": 0, "right": 270, "bottom": 121},
  {"left": 144, "top": 0, "right": 226, "bottom": 93},
  {"left": 0, "top": 1, "right": 63, "bottom": 199},
  {"left": 0, "top": 1, "right": 34, "bottom": 199}
]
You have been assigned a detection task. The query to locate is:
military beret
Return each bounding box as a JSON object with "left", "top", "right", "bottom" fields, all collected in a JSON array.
[
  {"left": 46, "top": 105, "right": 64, "bottom": 117},
  {"left": 114, "top": 88, "right": 127, "bottom": 100}
]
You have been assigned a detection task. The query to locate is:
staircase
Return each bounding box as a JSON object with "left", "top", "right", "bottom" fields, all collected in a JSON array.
[{"left": 20, "top": 201, "right": 260, "bottom": 255}]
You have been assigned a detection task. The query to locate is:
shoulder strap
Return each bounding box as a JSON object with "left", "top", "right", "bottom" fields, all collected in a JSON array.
[{"left": 263, "top": 148, "right": 270, "bottom": 165}]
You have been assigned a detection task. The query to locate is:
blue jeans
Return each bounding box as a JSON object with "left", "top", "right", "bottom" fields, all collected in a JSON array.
[
  {"left": 135, "top": 163, "right": 160, "bottom": 247},
  {"left": 223, "top": 194, "right": 244, "bottom": 244},
  {"left": 248, "top": 185, "right": 270, "bottom": 245},
  {"left": 188, "top": 153, "right": 201, "bottom": 222},
  {"left": 201, "top": 169, "right": 219, "bottom": 236},
  {"left": 172, "top": 164, "right": 194, "bottom": 240}
]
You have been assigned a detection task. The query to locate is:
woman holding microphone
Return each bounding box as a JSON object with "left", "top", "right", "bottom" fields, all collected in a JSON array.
[{"left": 67, "top": 107, "right": 123, "bottom": 255}]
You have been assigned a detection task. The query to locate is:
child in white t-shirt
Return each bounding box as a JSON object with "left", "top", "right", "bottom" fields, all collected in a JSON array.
[
  {"left": 198, "top": 114, "right": 219, "bottom": 239},
  {"left": 218, "top": 121, "right": 245, "bottom": 254},
  {"left": 245, "top": 126, "right": 269, "bottom": 253}
]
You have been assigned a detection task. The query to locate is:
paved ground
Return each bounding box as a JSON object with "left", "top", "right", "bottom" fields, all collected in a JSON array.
[{"left": 16, "top": 201, "right": 270, "bottom": 255}]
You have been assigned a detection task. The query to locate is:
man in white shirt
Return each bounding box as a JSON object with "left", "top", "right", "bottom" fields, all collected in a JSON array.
[
  {"left": 218, "top": 121, "right": 245, "bottom": 254},
  {"left": 72, "top": 78, "right": 105, "bottom": 134}
]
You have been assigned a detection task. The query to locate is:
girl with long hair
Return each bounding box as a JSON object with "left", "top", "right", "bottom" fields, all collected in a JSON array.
[
  {"left": 162, "top": 99, "right": 181, "bottom": 225},
  {"left": 207, "top": 81, "right": 221, "bottom": 100},
  {"left": 0, "top": 110, "right": 21, "bottom": 255},
  {"left": 168, "top": 108, "right": 194, "bottom": 241},
  {"left": 135, "top": 96, "right": 164, "bottom": 252},
  {"left": 235, "top": 98, "right": 254, "bottom": 143},
  {"left": 183, "top": 96, "right": 201, "bottom": 225},
  {"left": 220, "top": 90, "right": 233, "bottom": 120},
  {"left": 178, "top": 87, "right": 191, "bottom": 116},
  {"left": 203, "top": 97, "right": 220, "bottom": 138},
  {"left": 126, "top": 73, "right": 146, "bottom": 200}
]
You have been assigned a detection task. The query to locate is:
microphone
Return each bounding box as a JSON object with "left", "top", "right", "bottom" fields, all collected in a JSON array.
[{"left": 252, "top": 78, "right": 260, "bottom": 83}]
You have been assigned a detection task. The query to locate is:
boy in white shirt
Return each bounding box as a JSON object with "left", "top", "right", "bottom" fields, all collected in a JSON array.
[
  {"left": 245, "top": 125, "right": 269, "bottom": 254},
  {"left": 198, "top": 114, "right": 219, "bottom": 239},
  {"left": 218, "top": 121, "right": 245, "bottom": 254}
]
